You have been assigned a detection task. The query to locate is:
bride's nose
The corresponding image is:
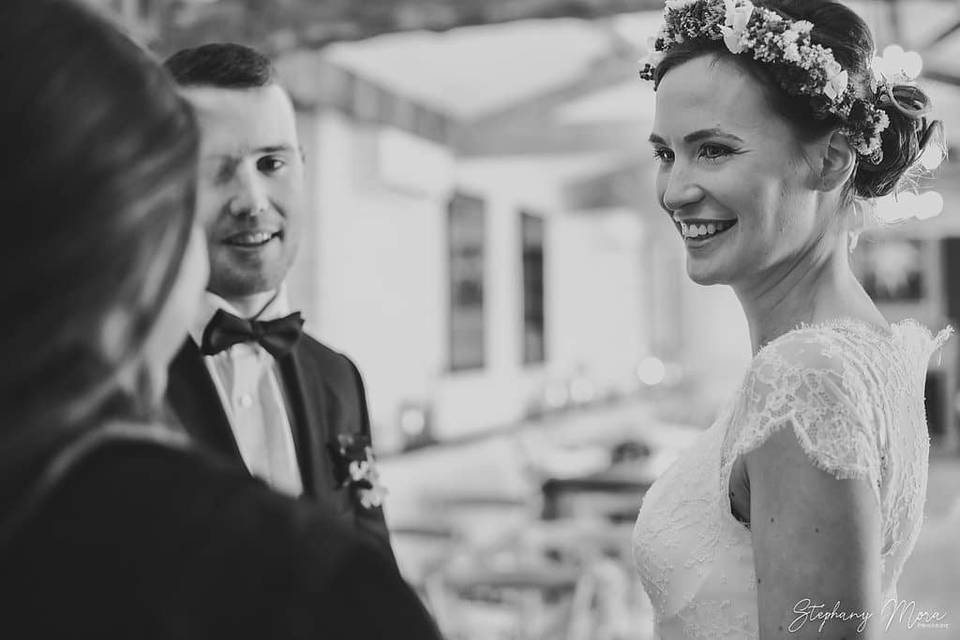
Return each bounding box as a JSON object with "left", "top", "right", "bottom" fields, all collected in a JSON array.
[{"left": 660, "top": 163, "right": 705, "bottom": 213}]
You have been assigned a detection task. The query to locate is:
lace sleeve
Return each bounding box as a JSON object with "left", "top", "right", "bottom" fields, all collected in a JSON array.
[{"left": 726, "top": 330, "right": 882, "bottom": 493}]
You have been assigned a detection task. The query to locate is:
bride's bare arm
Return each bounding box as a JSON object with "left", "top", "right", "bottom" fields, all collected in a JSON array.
[{"left": 747, "top": 424, "right": 882, "bottom": 640}]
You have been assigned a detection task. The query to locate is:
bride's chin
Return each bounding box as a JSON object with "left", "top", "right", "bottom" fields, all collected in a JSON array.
[{"left": 685, "top": 264, "right": 728, "bottom": 286}]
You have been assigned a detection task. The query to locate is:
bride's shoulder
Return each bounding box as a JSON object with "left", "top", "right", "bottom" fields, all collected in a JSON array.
[
  {"left": 728, "top": 323, "right": 890, "bottom": 485},
  {"left": 749, "top": 318, "right": 950, "bottom": 385},
  {"left": 731, "top": 321, "right": 891, "bottom": 437},
  {"left": 747, "top": 321, "right": 864, "bottom": 384}
]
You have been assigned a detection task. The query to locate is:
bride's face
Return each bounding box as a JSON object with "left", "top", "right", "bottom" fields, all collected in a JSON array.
[{"left": 650, "top": 54, "right": 828, "bottom": 288}]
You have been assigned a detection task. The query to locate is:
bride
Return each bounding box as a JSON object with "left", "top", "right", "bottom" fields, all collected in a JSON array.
[{"left": 632, "top": 1, "right": 949, "bottom": 638}]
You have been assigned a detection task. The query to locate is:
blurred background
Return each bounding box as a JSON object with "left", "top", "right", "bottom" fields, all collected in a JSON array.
[{"left": 88, "top": 1, "right": 959, "bottom": 637}]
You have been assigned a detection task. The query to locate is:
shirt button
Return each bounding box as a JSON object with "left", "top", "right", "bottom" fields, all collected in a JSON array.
[{"left": 237, "top": 394, "right": 253, "bottom": 409}]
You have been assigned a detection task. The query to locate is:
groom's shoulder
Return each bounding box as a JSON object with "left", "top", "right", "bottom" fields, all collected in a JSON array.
[{"left": 297, "top": 331, "right": 364, "bottom": 387}]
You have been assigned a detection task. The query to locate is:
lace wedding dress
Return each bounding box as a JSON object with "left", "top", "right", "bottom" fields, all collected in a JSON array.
[{"left": 632, "top": 319, "right": 950, "bottom": 639}]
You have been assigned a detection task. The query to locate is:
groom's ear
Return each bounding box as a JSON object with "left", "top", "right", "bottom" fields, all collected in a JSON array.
[{"left": 816, "top": 131, "right": 856, "bottom": 192}]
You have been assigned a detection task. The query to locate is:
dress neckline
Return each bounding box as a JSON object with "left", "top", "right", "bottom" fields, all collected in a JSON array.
[
  {"left": 794, "top": 316, "right": 894, "bottom": 338},
  {"left": 755, "top": 317, "right": 951, "bottom": 367},
  {"left": 755, "top": 316, "right": 893, "bottom": 356}
]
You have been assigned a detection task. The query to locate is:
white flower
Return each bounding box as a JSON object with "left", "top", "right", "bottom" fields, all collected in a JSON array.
[
  {"left": 722, "top": 0, "right": 754, "bottom": 54},
  {"left": 793, "top": 20, "right": 814, "bottom": 35},
  {"left": 782, "top": 43, "right": 801, "bottom": 63},
  {"left": 824, "top": 59, "right": 843, "bottom": 79},
  {"left": 346, "top": 447, "right": 389, "bottom": 509},
  {"left": 824, "top": 69, "right": 848, "bottom": 101},
  {"left": 349, "top": 459, "right": 372, "bottom": 482},
  {"left": 875, "top": 110, "right": 891, "bottom": 136},
  {"left": 358, "top": 484, "right": 388, "bottom": 509},
  {"left": 721, "top": 29, "right": 743, "bottom": 53}
]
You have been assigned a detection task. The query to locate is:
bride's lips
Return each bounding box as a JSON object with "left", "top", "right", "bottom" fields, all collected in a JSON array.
[{"left": 673, "top": 218, "right": 737, "bottom": 244}]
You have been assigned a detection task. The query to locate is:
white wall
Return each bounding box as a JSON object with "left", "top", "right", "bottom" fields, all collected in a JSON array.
[
  {"left": 291, "top": 109, "right": 451, "bottom": 449},
  {"left": 549, "top": 208, "right": 648, "bottom": 387},
  {"left": 291, "top": 121, "right": 660, "bottom": 446},
  {"left": 679, "top": 274, "right": 752, "bottom": 408}
]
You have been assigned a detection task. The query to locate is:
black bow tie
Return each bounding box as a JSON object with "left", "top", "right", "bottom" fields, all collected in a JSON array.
[{"left": 200, "top": 309, "right": 304, "bottom": 359}]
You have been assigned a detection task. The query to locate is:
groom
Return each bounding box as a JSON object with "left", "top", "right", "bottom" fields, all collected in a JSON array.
[{"left": 163, "top": 43, "right": 393, "bottom": 557}]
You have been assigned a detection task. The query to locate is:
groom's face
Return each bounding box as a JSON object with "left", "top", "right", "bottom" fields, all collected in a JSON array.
[{"left": 183, "top": 83, "right": 305, "bottom": 300}]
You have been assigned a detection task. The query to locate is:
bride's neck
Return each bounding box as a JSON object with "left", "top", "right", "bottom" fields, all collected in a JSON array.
[{"left": 735, "top": 237, "right": 874, "bottom": 354}]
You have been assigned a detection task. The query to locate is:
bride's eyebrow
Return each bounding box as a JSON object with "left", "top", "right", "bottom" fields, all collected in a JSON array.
[
  {"left": 648, "top": 129, "right": 745, "bottom": 145},
  {"left": 684, "top": 128, "right": 745, "bottom": 144}
]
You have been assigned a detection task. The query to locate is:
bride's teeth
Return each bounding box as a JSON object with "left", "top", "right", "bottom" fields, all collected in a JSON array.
[
  {"left": 680, "top": 220, "right": 736, "bottom": 240},
  {"left": 232, "top": 231, "right": 276, "bottom": 245}
]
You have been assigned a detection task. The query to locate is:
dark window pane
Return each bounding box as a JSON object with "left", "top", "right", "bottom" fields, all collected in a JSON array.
[
  {"left": 448, "top": 193, "right": 486, "bottom": 371},
  {"left": 521, "top": 211, "right": 545, "bottom": 365}
]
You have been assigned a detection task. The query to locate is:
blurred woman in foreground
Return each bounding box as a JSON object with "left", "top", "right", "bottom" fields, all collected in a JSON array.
[{"left": 0, "top": 1, "right": 442, "bottom": 637}]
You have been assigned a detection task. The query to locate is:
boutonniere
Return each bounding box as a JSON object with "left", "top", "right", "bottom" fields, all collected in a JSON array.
[{"left": 328, "top": 434, "right": 388, "bottom": 509}]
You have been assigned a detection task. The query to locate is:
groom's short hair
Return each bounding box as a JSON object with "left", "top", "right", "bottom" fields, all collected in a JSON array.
[{"left": 163, "top": 42, "right": 275, "bottom": 89}]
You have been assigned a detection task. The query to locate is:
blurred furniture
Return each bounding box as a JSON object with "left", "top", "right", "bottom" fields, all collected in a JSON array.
[{"left": 541, "top": 457, "right": 656, "bottom": 521}]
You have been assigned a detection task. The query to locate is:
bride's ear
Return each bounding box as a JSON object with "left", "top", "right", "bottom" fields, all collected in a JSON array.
[{"left": 816, "top": 131, "right": 856, "bottom": 192}]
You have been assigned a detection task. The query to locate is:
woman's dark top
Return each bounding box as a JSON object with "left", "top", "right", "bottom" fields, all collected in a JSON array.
[{"left": 0, "top": 431, "right": 443, "bottom": 639}]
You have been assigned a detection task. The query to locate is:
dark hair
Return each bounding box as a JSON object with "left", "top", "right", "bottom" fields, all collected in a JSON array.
[
  {"left": 653, "top": 0, "right": 939, "bottom": 199},
  {"left": 164, "top": 42, "right": 276, "bottom": 88},
  {"left": 0, "top": 1, "right": 198, "bottom": 441}
]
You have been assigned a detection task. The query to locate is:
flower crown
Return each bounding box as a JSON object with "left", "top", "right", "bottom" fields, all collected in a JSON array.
[{"left": 639, "top": 0, "right": 891, "bottom": 161}]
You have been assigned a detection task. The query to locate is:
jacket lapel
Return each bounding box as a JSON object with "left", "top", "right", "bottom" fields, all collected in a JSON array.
[
  {"left": 166, "top": 339, "right": 244, "bottom": 470},
  {"left": 277, "top": 344, "right": 336, "bottom": 502}
]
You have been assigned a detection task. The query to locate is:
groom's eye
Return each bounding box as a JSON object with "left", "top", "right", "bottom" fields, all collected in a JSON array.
[{"left": 257, "top": 156, "right": 286, "bottom": 174}]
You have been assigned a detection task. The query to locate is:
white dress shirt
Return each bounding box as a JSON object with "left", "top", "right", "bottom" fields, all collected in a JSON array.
[{"left": 189, "top": 287, "right": 304, "bottom": 497}]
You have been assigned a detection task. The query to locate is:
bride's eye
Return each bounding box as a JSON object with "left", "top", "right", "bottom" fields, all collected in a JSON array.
[
  {"left": 652, "top": 146, "right": 675, "bottom": 163},
  {"left": 699, "top": 144, "right": 733, "bottom": 161}
]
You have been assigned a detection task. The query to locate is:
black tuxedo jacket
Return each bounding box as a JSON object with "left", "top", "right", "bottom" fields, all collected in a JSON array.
[{"left": 166, "top": 333, "right": 393, "bottom": 559}]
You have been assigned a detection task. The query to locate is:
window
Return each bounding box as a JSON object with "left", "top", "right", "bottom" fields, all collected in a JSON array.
[
  {"left": 448, "top": 193, "right": 486, "bottom": 371},
  {"left": 521, "top": 212, "right": 546, "bottom": 365}
]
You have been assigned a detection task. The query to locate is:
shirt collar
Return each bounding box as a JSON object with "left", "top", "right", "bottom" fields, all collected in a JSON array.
[{"left": 189, "top": 284, "right": 291, "bottom": 345}]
